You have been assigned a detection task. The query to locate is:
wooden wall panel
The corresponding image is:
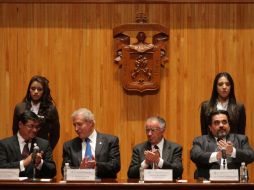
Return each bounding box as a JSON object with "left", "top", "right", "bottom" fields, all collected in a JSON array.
[{"left": 1, "top": 3, "right": 254, "bottom": 181}]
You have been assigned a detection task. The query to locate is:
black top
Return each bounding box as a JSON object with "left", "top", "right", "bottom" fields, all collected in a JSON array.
[
  {"left": 12, "top": 102, "right": 60, "bottom": 150},
  {"left": 200, "top": 100, "right": 246, "bottom": 135}
]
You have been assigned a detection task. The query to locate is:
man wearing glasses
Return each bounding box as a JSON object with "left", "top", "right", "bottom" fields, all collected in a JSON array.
[
  {"left": 127, "top": 116, "right": 183, "bottom": 179},
  {"left": 0, "top": 110, "right": 56, "bottom": 179},
  {"left": 191, "top": 110, "right": 254, "bottom": 180}
]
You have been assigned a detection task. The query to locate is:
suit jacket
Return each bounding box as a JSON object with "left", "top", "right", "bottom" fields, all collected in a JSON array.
[
  {"left": 200, "top": 101, "right": 246, "bottom": 135},
  {"left": 127, "top": 139, "right": 183, "bottom": 179},
  {"left": 13, "top": 102, "right": 60, "bottom": 150},
  {"left": 190, "top": 134, "right": 254, "bottom": 179},
  {"left": 0, "top": 135, "right": 56, "bottom": 178},
  {"left": 61, "top": 132, "right": 120, "bottom": 178}
]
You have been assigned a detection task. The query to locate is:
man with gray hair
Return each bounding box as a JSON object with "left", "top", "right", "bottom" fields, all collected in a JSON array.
[
  {"left": 61, "top": 108, "right": 120, "bottom": 178},
  {"left": 127, "top": 116, "right": 183, "bottom": 179}
]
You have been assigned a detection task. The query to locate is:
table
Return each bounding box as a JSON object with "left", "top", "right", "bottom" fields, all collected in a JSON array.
[{"left": 1, "top": 180, "right": 254, "bottom": 190}]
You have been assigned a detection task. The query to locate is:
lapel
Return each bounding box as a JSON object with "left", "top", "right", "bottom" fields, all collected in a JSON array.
[
  {"left": 207, "top": 135, "right": 218, "bottom": 152},
  {"left": 13, "top": 135, "right": 22, "bottom": 160},
  {"left": 76, "top": 138, "right": 83, "bottom": 164},
  {"left": 95, "top": 133, "right": 104, "bottom": 159},
  {"left": 226, "top": 134, "right": 235, "bottom": 164},
  {"left": 162, "top": 140, "right": 170, "bottom": 160},
  {"left": 144, "top": 141, "right": 152, "bottom": 151},
  {"left": 142, "top": 141, "right": 152, "bottom": 168},
  {"left": 226, "top": 134, "right": 235, "bottom": 145}
]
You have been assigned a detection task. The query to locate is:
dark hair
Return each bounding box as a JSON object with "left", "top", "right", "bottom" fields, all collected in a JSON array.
[
  {"left": 19, "top": 110, "right": 40, "bottom": 125},
  {"left": 208, "top": 110, "right": 230, "bottom": 126},
  {"left": 23, "top": 75, "right": 54, "bottom": 109},
  {"left": 209, "top": 72, "right": 236, "bottom": 106}
]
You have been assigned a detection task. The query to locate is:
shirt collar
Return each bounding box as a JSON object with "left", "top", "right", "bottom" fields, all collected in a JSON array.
[
  {"left": 157, "top": 138, "right": 164, "bottom": 150},
  {"left": 86, "top": 129, "right": 97, "bottom": 143},
  {"left": 152, "top": 138, "right": 164, "bottom": 150},
  {"left": 216, "top": 99, "right": 229, "bottom": 110},
  {"left": 17, "top": 132, "right": 27, "bottom": 144}
]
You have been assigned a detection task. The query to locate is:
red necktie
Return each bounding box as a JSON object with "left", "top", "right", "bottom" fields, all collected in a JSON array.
[{"left": 21, "top": 141, "right": 29, "bottom": 159}]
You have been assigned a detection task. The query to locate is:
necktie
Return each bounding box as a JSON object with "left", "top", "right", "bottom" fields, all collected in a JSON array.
[
  {"left": 21, "top": 141, "right": 29, "bottom": 159},
  {"left": 85, "top": 138, "right": 92, "bottom": 160},
  {"left": 153, "top": 145, "right": 160, "bottom": 156},
  {"left": 152, "top": 145, "right": 160, "bottom": 169}
]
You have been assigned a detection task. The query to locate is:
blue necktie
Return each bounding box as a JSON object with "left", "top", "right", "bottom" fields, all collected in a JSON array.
[{"left": 85, "top": 138, "right": 92, "bottom": 160}]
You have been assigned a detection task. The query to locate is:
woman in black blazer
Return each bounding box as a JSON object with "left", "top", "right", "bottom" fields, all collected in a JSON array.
[
  {"left": 200, "top": 72, "right": 246, "bottom": 135},
  {"left": 12, "top": 75, "right": 60, "bottom": 150}
]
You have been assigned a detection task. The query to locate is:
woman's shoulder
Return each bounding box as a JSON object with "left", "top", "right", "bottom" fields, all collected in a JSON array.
[
  {"left": 14, "top": 102, "right": 29, "bottom": 112},
  {"left": 15, "top": 101, "right": 27, "bottom": 107},
  {"left": 43, "top": 103, "right": 59, "bottom": 116},
  {"left": 200, "top": 100, "right": 210, "bottom": 109},
  {"left": 229, "top": 101, "right": 245, "bottom": 108},
  {"left": 41, "top": 102, "right": 57, "bottom": 110},
  {"left": 235, "top": 101, "right": 245, "bottom": 107}
]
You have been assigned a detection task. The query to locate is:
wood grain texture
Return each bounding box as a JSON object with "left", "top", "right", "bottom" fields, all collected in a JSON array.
[
  {"left": 1, "top": 0, "right": 254, "bottom": 4},
  {"left": 1, "top": 3, "right": 254, "bottom": 181}
]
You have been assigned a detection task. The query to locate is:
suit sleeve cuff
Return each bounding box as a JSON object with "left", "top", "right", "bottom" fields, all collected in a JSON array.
[
  {"left": 209, "top": 152, "right": 218, "bottom": 163},
  {"left": 141, "top": 160, "right": 149, "bottom": 169},
  {"left": 36, "top": 159, "right": 44, "bottom": 170},
  {"left": 157, "top": 158, "right": 164, "bottom": 168},
  {"left": 230, "top": 147, "right": 236, "bottom": 158},
  {"left": 20, "top": 160, "right": 25, "bottom": 172}
]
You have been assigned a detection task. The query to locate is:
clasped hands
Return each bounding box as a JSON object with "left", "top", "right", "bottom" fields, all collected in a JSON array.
[
  {"left": 80, "top": 156, "right": 96, "bottom": 169},
  {"left": 216, "top": 140, "right": 233, "bottom": 160},
  {"left": 144, "top": 150, "right": 160, "bottom": 165},
  {"left": 23, "top": 151, "right": 44, "bottom": 167}
]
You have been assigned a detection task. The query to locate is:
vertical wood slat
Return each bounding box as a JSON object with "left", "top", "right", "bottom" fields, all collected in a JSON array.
[{"left": 1, "top": 3, "right": 254, "bottom": 181}]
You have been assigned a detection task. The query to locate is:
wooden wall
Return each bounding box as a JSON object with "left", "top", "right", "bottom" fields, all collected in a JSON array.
[{"left": 1, "top": 1, "right": 254, "bottom": 181}]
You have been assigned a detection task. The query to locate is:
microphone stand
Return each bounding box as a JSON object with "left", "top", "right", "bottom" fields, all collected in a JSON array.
[
  {"left": 32, "top": 143, "right": 39, "bottom": 181},
  {"left": 221, "top": 148, "right": 227, "bottom": 170},
  {"left": 32, "top": 162, "right": 36, "bottom": 181}
]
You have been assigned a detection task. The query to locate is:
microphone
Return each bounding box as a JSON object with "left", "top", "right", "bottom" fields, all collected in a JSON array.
[
  {"left": 32, "top": 143, "right": 40, "bottom": 160},
  {"left": 221, "top": 147, "right": 227, "bottom": 159}
]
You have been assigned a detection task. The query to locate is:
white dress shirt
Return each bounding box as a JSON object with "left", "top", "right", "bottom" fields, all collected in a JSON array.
[{"left": 82, "top": 130, "right": 97, "bottom": 159}]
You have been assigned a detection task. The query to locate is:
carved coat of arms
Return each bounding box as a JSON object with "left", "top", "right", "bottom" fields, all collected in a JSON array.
[{"left": 113, "top": 14, "right": 169, "bottom": 93}]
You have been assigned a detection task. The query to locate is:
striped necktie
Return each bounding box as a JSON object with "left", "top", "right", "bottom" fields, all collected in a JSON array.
[{"left": 21, "top": 141, "right": 29, "bottom": 159}]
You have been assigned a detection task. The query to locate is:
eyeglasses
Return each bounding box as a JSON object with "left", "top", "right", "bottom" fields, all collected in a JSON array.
[
  {"left": 25, "top": 124, "right": 41, "bottom": 130},
  {"left": 145, "top": 128, "right": 161, "bottom": 133},
  {"left": 212, "top": 120, "right": 228, "bottom": 126}
]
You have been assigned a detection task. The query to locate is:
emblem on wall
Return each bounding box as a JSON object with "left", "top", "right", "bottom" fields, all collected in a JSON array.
[{"left": 113, "top": 13, "right": 169, "bottom": 93}]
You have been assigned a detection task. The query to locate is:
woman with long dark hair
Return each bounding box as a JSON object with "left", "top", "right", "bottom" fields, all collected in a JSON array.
[
  {"left": 12, "top": 75, "right": 60, "bottom": 150},
  {"left": 200, "top": 72, "right": 246, "bottom": 135}
]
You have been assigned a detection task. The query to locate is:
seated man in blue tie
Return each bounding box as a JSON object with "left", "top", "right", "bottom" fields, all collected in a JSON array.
[
  {"left": 190, "top": 110, "right": 254, "bottom": 180},
  {"left": 0, "top": 110, "right": 56, "bottom": 178},
  {"left": 61, "top": 108, "right": 120, "bottom": 179},
  {"left": 127, "top": 116, "right": 183, "bottom": 179}
]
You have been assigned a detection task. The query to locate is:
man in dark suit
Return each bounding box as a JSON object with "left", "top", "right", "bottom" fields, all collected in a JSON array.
[
  {"left": 191, "top": 110, "right": 254, "bottom": 180},
  {"left": 61, "top": 108, "right": 120, "bottom": 179},
  {"left": 127, "top": 116, "right": 183, "bottom": 179},
  {"left": 0, "top": 110, "right": 56, "bottom": 179}
]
